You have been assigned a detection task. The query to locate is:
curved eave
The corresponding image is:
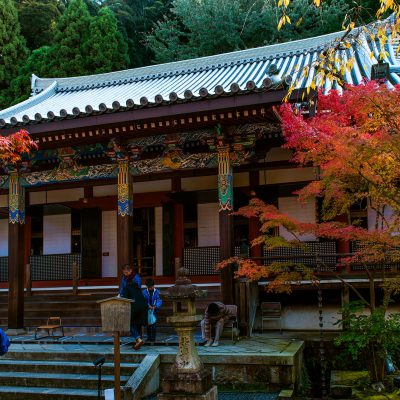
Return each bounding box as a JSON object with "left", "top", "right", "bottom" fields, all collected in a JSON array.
[
  {"left": 0, "top": 82, "right": 58, "bottom": 128},
  {"left": 0, "top": 85, "right": 295, "bottom": 130}
]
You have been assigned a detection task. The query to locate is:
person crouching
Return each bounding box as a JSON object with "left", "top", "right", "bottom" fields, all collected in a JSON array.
[{"left": 201, "top": 302, "right": 235, "bottom": 347}]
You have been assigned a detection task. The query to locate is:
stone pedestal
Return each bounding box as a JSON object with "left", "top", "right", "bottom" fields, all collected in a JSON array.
[{"left": 158, "top": 268, "right": 217, "bottom": 400}]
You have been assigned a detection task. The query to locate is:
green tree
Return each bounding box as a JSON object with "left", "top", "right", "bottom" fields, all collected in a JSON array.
[
  {"left": 104, "top": 0, "right": 172, "bottom": 67},
  {"left": 0, "top": 0, "right": 29, "bottom": 109},
  {"left": 51, "top": 0, "right": 93, "bottom": 77},
  {"left": 146, "top": 0, "right": 363, "bottom": 63},
  {"left": 84, "top": 7, "right": 130, "bottom": 73},
  {"left": 17, "top": 0, "right": 65, "bottom": 50},
  {"left": 7, "top": 46, "right": 57, "bottom": 106}
]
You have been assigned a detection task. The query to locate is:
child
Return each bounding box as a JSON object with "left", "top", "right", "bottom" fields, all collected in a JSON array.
[{"left": 143, "top": 278, "right": 162, "bottom": 344}]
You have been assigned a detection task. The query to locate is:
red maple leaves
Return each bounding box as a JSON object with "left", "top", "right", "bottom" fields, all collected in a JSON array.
[{"left": 0, "top": 129, "right": 37, "bottom": 167}]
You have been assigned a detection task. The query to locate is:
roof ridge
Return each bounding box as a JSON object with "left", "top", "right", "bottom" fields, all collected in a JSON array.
[{"left": 32, "top": 30, "right": 345, "bottom": 93}]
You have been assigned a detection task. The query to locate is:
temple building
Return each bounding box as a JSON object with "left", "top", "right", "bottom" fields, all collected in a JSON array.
[{"left": 0, "top": 26, "right": 399, "bottom": 331}]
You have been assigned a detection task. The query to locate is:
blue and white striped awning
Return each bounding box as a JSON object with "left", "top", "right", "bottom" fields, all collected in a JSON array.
[{"left": 0, "top": 24, "right": 399, "bottom": 128}]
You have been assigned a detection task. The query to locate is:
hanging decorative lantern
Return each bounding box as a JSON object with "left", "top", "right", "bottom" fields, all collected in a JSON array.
[{"left": 371, "top": 61, "right": 389, "bottom": 81}]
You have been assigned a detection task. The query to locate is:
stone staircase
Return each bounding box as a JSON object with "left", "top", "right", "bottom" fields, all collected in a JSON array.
[
  {"left": 0, "top": 285, "right": 221, "bottom": 332},
  {"left": 0, "top": 350, "right": 143, "bottom": 399}
]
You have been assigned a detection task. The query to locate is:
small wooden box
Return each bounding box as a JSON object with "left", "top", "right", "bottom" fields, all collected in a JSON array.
[{"left": 97, "top": 296, "right": 134, "bottom": 333}]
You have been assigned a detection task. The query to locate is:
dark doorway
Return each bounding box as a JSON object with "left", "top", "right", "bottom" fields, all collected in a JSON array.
[{"left": 133, "top": 207, "right": 155, "bottom": 276}]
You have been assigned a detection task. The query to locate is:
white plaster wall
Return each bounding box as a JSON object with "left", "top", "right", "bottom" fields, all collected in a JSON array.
[
  {"left": 94, "top": 185, "right": 117, "bottom": 197},
  {"left": 0, "top": 195, "right": 7, "bottom": 208},
  {"left": 197, "top": 203, "right": 219, "bottom": 246},
  {"left": 264, "top": 147, "right": 292, "bottom": 162},
  {"left": 259, "top": 167, "right": 315, "bottom": 185},
  {"left": 368, "top": 206, "right": 395, "bottom": 231},
  {"left": 30, "top": 192, "right": 47, "bottom": 205},
  {"left": 30, "top": 188, "right": 84, "bottom": 205},
  {"left": 102, "top": 210, "right": 117, "bottom": 277},
  {"left": 182, "top": 174, "right": 249, "bottom": 191},
  {"left": 155, "top": 207, "right": 163, "bottom": 276},
  {"left": 43, "top": 214, "right": 71, "bottom": 254},
  {"left": 182, "top": 176, "right": 217, "bottom": 191},
  {"left": 254, "top": 304, "right": 400, "bottom": 331},
  {"left": 133, "top": 180, "right": 171, "bottom": 193},
  {"left": 0, "top": 219, "right": 8, "bottom": 256},
  {"left": 233, "top": 172, "right": 249, "bottom": 187},
  {"left": 47, "top": 188, "right": 84, "bottom": 203},
  {"left": 278, "top": 197, "right": 316, "bottom": 241}
]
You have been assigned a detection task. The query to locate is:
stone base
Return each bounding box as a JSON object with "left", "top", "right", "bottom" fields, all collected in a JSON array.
[
  {"left": 161, "top": 368, "right": 212, "bottom": 394},
  {"left": 158, "top": 385, "right": 218, "bottom": 400},
  {"left": 6, "top": 328, "right": 26, "bottom": 336}
]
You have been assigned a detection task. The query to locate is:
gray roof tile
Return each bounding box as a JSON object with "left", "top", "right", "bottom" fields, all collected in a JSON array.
[{"left": 0, "top": 25, "right": 399, "bottom": 127}]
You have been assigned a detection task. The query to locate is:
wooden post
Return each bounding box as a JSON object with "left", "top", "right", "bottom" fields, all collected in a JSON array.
[
  {"left": 172, "top": 177, "right": 184, "bottom": 277},
  {"left": 8, "top": 173, "right": 26, "bottom": 333},
  {"left": 114, "top": 330, "right": 121, "bottom": 400},
  {"left": 72, "top": 262, "right": 78, "bottom": 295},
  {"left": 25, "top": 264, "right": 31, "bottom": 296},
  {"left": 218, "top": 145, "right": 235, "bottom": 305},
  {"left": 117, "top": 160, "right": 133, "bottom": 277},
  {"left": 174, "top": 257, "right": 181, "bottom": 279}
]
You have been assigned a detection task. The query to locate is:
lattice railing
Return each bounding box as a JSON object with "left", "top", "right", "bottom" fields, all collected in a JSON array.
[
  {"left": 183, "top": 246, "right": 247, "bottom": 275},
  {"left": 30, "top": 254, "right": 82, "bottom": 281},
  {"left": 263, "top": 241, "right": 338, "bottom": 272}
]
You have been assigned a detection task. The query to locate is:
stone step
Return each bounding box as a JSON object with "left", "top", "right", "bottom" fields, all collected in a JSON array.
[
  {"left": 0, "top": 371, "right": 130, "bottom": 390},
  {"left": 0, "top": 386, "right": 99, "bottom": 399},
  {"left": 0, "top": 360, "right": 138, "bottom": 375},
  {"left": 0, "top": 317, "right": 102, "bottom": 327},
  {"left": 3, "top": 351, "right": 144, "bottom": 363}
]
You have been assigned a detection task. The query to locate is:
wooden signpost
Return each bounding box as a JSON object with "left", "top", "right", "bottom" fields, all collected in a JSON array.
[{"left": 98, "top": 296, "right": 134, "bottom": 400}]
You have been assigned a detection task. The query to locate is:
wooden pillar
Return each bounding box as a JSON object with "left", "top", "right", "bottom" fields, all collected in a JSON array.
[
  {"left": 8, "top": 173, "right": 25, "bottom": 333},
  {"left": 218, "top": 146, "right": 235, "bottom": 305},
  {"left": 335, "top": 214, "right": 351, "bottom": 274},
  {"left": 117, "top": 160, "right": 133, "bottom": 277},
  {"left": 249, "top": 171, "right": 262, "bottom": 263},
  {"left": 172, "top": 177, "right": 184, "bottom": 275}
]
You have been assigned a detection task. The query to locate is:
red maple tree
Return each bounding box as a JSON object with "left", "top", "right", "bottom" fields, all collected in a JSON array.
[
  {"left": 218, "top": 82, "right": 400, "bottom": 382},
  {"left": 220, "top": 82, "right": 400, "bottom": 303},
  {"left": 0, "top": 129, "right": 37, "bottom": 167}
]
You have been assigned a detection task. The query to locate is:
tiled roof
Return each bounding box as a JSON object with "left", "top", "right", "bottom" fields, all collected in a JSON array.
[{"left": 0, "top": 25, "right": 399, "bottom": 128}]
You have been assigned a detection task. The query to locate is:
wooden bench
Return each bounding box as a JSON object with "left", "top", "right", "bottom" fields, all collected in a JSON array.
[
  {"left": 261, "top": 302, "right": 282, "bottom": 334},
  {"left": 35, "top": 317, "right": 64, "bottom": 340}
]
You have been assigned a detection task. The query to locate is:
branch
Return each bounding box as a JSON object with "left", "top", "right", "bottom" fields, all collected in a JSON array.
[{"left": 334, "top": 274, "right": 371, "bottom": 309}]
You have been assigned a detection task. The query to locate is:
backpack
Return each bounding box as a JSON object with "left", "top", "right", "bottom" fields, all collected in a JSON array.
[{"left": 0, "top": 328, "right": 10, "bottom": 356}]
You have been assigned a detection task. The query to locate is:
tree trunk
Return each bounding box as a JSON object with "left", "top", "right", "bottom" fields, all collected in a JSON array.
[{"left": 364, "top": 342, "right": 386, "bottom": 383}]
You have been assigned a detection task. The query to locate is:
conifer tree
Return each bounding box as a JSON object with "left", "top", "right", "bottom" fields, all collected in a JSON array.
[
  {"left": 51, "top": 0, "right": 92, "bottom": 77},
  {"left": 0, "top": 0, "right": 29, "bottom": 109},
  {"left": 17, "top": 0, "right": 64, "bottom": 50},
  {"left": 84, "top": 8, "right": 130, "bottom": 74}
]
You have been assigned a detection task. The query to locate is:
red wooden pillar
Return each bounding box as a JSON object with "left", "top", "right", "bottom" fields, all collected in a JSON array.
[
  {"left": 8, "top": 173, "right": 25, "bottom": 333},
  {"left": 218, "top": 145, "right": 235, "bottom": 305},
  {"left": 117, "top": 160, "right": 133, "bottom": 278}
]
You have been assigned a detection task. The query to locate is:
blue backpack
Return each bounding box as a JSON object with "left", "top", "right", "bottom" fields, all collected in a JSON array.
[{"left": 0, "top": 328, "right": 10, "bottom": 356}]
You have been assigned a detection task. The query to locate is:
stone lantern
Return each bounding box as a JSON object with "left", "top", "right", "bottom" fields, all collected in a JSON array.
[{"left": 158, "top": 268, "right": 218, "bottom": 400}]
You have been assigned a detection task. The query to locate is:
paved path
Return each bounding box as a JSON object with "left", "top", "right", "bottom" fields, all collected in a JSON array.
[{"left": 9, "top": 334, "right": 302, "bottom": 358}]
